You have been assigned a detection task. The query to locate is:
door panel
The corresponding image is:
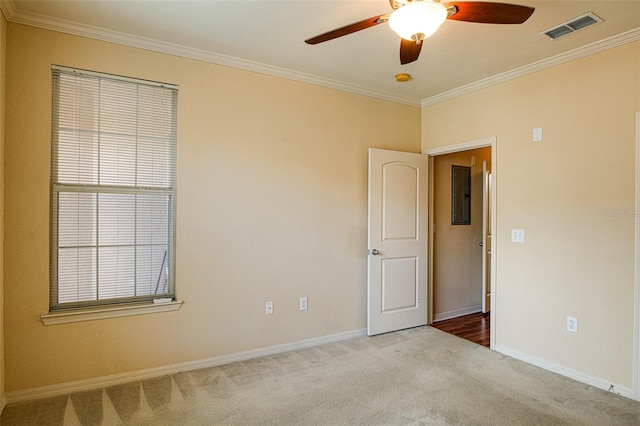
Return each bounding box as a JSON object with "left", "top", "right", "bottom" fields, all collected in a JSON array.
[
  {"left": 383, "top": 164, "right": 419, "bottom": 240},
  {"left": 382, "top": 256, "right": 418, "bottom": 312},
  {"left": 368, "top": 148, "right": 428, "bottom": 336}
]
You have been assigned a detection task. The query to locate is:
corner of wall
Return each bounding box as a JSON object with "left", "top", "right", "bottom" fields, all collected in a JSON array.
[{"left": 0, "top": 6, "right": 7, "bottom": 415}]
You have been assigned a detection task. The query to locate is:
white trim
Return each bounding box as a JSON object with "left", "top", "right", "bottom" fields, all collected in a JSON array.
[
  {"left": 2, "top": 1, "right": 638, "bottom": 108},
  {"left": 5, "top": 328, "right": 367, "bottom": 404},
  {"left": 421, "top": 28, "right": 640, "bottom": 107},
  {"left": 634, "top": 111, "right": 640, "bottom": 401},
  {"left": 1, "top": 4, "right": 419, "bottom": 107},
  {"left": 496, "top": 344, "right": 634, "bottom": 400},
  {"left": 425, "top": 136, "right": 497, "bottom": 349},
  {"left": 433, "top": 306, "right": 481, "bottom": 322},
  {"left": 489, "top": 141, "right": 497, "bottom": 350},
  {"left": 40, "top": 300, "right": 183, "bottom": 325},
  {"left": 427, "top": 156, "right": 435, "bottom": 325},
  {"left": 423, "top": 137, "right": 495, "bottom": 156},
  {"left": 0, "top": 0, "right": 13, "bottom": 21}
]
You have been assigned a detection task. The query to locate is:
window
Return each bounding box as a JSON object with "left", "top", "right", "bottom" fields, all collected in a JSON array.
[{"left": 50, "top": 66, "right": 177, "bottom": 311}]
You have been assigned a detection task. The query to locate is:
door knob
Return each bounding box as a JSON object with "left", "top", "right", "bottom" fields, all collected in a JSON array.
[
  {"left": 479, "top": 242, "right": 483, "bottom": 247},
  {"left": 371, "top": 249, "right": 380, "bottom": 256}
]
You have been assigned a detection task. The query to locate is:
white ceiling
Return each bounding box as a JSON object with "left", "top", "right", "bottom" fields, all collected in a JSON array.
[{"left": 2, "top": 1, "right": 639, "bottom": 106}]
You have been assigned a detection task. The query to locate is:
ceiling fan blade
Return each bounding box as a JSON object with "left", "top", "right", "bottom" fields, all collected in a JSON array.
[
  {"left": 444, "top": 2, "right": 534, "bottom": 24},
  {"left": 305, "top": 15, "right": 388, "bottom": 45},
  {"left": 400, "top": 39, "right": 423, "bottom": 65}
]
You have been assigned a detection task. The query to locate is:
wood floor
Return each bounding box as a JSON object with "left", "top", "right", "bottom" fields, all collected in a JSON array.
[{"left": 431, "top": 312, "right": 490, "bottom": 347}]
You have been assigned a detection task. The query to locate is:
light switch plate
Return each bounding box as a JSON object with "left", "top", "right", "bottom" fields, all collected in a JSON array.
[{"left": 533, "top": 127, "right": 543, "bottom": 142}]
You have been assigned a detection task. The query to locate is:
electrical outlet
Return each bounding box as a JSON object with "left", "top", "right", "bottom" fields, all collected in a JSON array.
[
  {"left": 511, "top": 229, "right": 525, "bottom": 243},
  {"left": 299, "top": 297, "right": 308, "bottom": 311},
  {"left": 265, "top": 301, "right": 273, "bottom": 315},
  {"left": 567, "top": 316, "right": 578, "bottom": 333}
]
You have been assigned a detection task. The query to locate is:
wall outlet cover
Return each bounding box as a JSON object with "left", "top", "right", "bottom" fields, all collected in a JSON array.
[{"left": 511, "top": 229, "right": 525, "bottom": 243}]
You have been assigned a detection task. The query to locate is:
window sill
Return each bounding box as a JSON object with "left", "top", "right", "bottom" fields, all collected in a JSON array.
[{"left": 41, "top": 300, "right": 183, "bottom": 325}]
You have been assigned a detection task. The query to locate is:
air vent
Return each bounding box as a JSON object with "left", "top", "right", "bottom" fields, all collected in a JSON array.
[{"left": 541, "top": 12, "right": 603, "bottom": 40}]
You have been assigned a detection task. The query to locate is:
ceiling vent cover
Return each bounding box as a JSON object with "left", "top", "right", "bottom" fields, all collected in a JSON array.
[{"left": 541, "top": 12, "right": 603, "bottom": 40}]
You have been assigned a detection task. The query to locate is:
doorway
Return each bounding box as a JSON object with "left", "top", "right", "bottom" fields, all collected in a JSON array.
[
  {"left": 432, "top": 312, "right": 490, "bottom": 346},
  {"left": 425, "top": 138, "right": 496, "bottom": 348}
]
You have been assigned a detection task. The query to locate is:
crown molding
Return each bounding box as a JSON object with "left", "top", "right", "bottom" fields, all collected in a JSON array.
[
  {"left": 1, "top": 1, "right": 421, "bottom": 107},
  {"left": 2, "top": 0, "right": 637, "bottom": 109},
  {"left": 0, "top": 0, "right": 14, "bottom": 21},
  {"left": 421, "top": 27, "right": 640, "bottom": 107}
]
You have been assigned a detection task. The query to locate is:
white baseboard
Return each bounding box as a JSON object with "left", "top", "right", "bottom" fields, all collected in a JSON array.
[
  {"left": 495, "top": 344, "right": 634, "bottom": 400},
  {"left": 6, "top": 328, "right": 367, "bottom": 405},
  {"left": 433, "top": 305, "right": 482, "bottom": 322}
]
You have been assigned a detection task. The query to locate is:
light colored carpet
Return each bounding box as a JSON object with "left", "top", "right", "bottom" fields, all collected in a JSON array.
[{"left": 3, "top": 326, "right": 640, "bottom": 425}]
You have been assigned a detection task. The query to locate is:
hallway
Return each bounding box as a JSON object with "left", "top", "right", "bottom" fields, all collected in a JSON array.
[{"left": 432, "top": 312, "right": 490, "bottom": 347}]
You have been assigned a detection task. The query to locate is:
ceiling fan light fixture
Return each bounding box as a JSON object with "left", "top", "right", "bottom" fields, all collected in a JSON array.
[{"left": 388, "top": 1, "right": 448, "bottom": 42}]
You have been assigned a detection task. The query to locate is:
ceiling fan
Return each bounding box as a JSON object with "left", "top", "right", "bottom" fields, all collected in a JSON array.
[{"left": 305, "top": 0, "right": 535, "bottom": 65}]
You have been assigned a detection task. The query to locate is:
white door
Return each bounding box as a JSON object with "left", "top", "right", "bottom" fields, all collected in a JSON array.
[
  {"left": 367, "top": 148, "right": 428, "bottom": 336},
  {"left": 481, "top": 161, "right": 492, "bottom": 313}
]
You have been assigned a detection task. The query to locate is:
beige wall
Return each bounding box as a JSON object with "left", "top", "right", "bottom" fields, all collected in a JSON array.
[
  {"left": 433, "top": 147, "right": 490, "bottom": 320},
  {"left": 4, "top": 23, "right": 421, "bottom": 391},
  {"left": 0, "top": 9, "right": 6, "bottom": 406},
  {"left": 422, "top": 42, "right": 640, "bottom": 387},
  {"left": 5, "top": 17, "right": 638, "bottom": 397}
]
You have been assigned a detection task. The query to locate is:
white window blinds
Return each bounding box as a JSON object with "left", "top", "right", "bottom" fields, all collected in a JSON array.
[{"left": 50, "top": 66, "right": 177, "bottom": 310}]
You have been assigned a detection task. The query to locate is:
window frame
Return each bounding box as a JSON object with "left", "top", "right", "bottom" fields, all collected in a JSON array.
[{"left": 48, "top": 65, "right": 179, "bottom": 316}]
